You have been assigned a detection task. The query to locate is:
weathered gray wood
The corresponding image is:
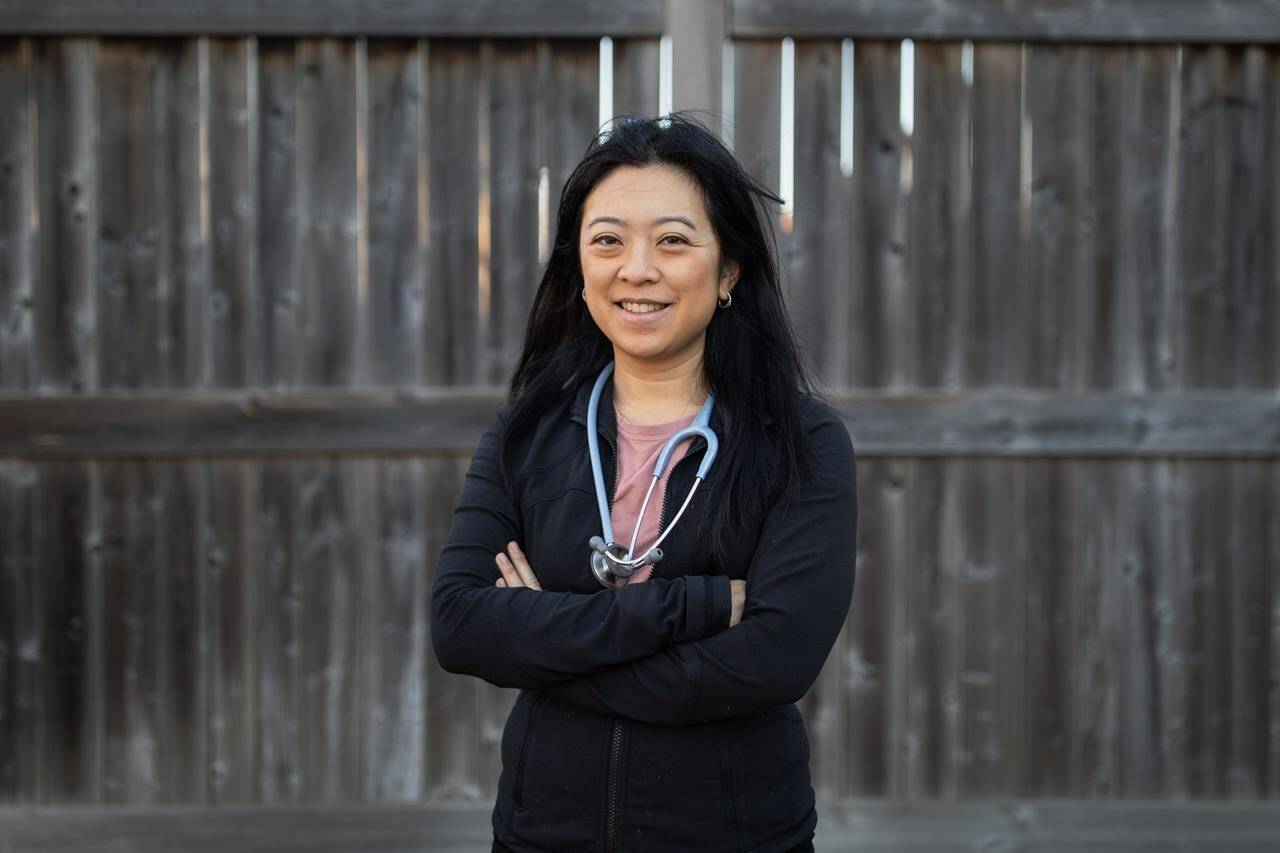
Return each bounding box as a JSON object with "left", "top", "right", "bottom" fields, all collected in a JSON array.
[
  {"left": 0, "top": 459, "right": 39, "bottom": 801},
  {"left": 903, "top": 44, "right": 971, "bottom": 800},
  {"left": 425, "top": 40, "right": 482, "bottom": 386},
  {"left": 847, "top": 40, "right": 907, "bottom": 390},
  {"left": 252, "top": 36, "right": 300, "bottom": 388},
  {"left": 205, "top": 38, "right": 253, "bottom": 388},
  {"left": 296, "top": 456, "right": 362, "bottom": 799},
  {"left": 611, "top": 38, "right": 659, "bottom": 120},
  {"left": 966, "top": 41, "right": 1023, "bottom": 799},
  {"left": 364, "top": 38, "right": 427, "bottom": 388},
  {"left": 0, "top": 37, "right": 33, "bottom": 390},
  {"left": 252, "top": 458, "right": 303, "bottom": 803},
  {"left": 5, "top": 800, "right": 1280, "bottom": 851},
  {"left": 155, "top": 37, "right": 205, "bottom": 391},
  {"left": 361, "top": 457, "right": 429, "bottom": 800},
  {"left": 789, "top": 39, "right": 849, "bottom": 388},
  {"left": 788, "top": 38, "right": 852, "bottom": 800},
  {"left": 1019, "top": 43, "right": 1090, "bottom": 798},
  {"left": 32, "top": 37, "right": 96, "bottom": 392},
  {"left": 908, "top": 41, "right": 967, "bottom": 389},
  {"left": 202, "top": 458, "right": 255, "bottom": 802},
  {"left": 0, "top": 36, "right": 36, "bottom": 804},
  {"left": 485, "top": 40, "right": 540, "bottom": 387},
  {"left": 733, "top": 0, "right": 1280, "bottom": 43},
  {"left": 665, "top": 0, "right": 724, "bottom": 134},
  {"left": 3, "top": 389, "right": 1280, "bottom": 457},
  {"left": 0, "top": 0, "right": 664, "bottom": 37},
  {"left": 295, "top": 37, "right": 358, "bottom": 387},
  {"left": 424, "top": 457, "right": 482, "bottom": 801}
]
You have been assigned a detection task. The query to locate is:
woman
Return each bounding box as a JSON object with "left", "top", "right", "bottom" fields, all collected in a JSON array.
[{"left": 430, "top": 112, "right": 858, "bottom": 853}]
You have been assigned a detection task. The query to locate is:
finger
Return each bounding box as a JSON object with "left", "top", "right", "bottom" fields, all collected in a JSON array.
[
  {"left": 496, "top": 553, "right": 523, "bottom": 588},
  {"left": 506, "top": 541, "right": 542, "bottom": 591},
  {"left": 495, "top": 577, "right": 506, "bottom": 587}
]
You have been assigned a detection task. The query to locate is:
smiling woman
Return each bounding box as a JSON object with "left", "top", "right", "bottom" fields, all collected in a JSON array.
[{"left": 429, "top": 112, "right": 857, "bottom": 853}]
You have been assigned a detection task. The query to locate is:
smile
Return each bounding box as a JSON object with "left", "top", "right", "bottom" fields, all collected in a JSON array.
[{"left": 615, "top": 301, "right": 671, "bottom": 320}]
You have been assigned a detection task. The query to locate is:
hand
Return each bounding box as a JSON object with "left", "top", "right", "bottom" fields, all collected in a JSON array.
[
  {"left": 729, "top": 579, "right": 746, "bottom": 627},
  {"left": 494, "top": 541, "right": 542, "bottom": 590}
]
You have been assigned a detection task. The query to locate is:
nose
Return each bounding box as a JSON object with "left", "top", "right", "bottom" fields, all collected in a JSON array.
[{"left": 618, "top": 240, "right": 659, "bottom": 284}]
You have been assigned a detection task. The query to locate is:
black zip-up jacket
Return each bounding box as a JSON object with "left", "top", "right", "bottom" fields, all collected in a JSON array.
[{"left": 430, "top": 374, "right": 858, "bottom": 852}]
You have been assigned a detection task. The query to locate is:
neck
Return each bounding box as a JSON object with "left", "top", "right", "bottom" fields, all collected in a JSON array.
[{"left": 611, "top": 346, "right": 709, "bottom": 425}]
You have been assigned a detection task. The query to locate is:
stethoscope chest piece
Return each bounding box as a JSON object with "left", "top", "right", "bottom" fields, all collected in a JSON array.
[{"left": 589, "top": 536, "right": 663, "bottom": 587}]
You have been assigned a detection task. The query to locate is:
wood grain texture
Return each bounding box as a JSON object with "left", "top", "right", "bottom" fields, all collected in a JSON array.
[
  {"left": 0, "top": 0, "right": 664, "bottom": 37},
  {"left": 0, "top": 30, "right": 1277, "bottom": 812},
  {"left": 733, "top": 0, "right": 1280, "bottom": 42}
]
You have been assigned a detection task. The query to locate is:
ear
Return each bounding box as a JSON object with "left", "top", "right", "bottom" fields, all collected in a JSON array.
[{"left": 720, "top": 256, "right": 740, "bottom": 294}]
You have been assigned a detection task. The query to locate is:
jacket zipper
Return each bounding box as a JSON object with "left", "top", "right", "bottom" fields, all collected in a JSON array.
[{"left": 575, "top": 412, "right": 704, "bottom": 853}]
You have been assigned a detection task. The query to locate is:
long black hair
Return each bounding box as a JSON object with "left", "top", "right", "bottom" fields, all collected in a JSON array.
[{"left": 505, "top": 111, "right": 821, "bottom": 568}]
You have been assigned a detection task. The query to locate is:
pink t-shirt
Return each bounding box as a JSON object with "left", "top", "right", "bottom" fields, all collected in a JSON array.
[{"left": 609, "top": 404, "right": 701, "bottom": 586}]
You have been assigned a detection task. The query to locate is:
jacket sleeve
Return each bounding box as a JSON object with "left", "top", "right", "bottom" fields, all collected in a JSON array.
[
  {"left": 537, "top": 410, "right": 857, "bottom": 726},
  {"left": 429, "top": 407, "right": 735, "bottom": 690}
]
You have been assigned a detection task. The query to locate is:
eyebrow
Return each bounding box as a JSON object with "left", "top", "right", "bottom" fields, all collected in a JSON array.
[{"left": 586, "top": 214, "right": 698, "bottom": 231}]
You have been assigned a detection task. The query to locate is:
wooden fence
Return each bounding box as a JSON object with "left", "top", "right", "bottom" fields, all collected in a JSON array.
[{"left": 1, "top": 0, "right": 1278, "bottom": 820}]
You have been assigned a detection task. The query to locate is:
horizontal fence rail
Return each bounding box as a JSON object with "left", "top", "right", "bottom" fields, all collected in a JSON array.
[
  {"left": 0, "top": 0, "right": 664, "bottom": 37},
  {"left": 3, "top": 0, "right": 1280, "bottom": 42},
  {"left": 1, "top": 390, "right": 1279, "bottom": 457}
]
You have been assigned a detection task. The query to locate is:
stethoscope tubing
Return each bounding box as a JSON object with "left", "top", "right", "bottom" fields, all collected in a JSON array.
[{"left": 586, "top": 360, "right": 720, "bottom": 586}]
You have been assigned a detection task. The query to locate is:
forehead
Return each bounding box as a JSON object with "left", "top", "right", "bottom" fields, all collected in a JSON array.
[{"left": 582, "top": 164, "right": 706, "bottom": 222}]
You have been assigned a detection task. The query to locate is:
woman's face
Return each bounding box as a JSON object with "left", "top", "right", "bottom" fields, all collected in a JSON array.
[{"left": 579, "top": 163, "right": 739, "bottom": 366}]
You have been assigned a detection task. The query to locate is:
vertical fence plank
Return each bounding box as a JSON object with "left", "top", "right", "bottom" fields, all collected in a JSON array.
[
  {"left": 849, "top": 40, "right": 908, "bottom": 391},
  {"left": 95, "top": 40, "right": 162, "bottom": 803},
  {"left": 789, "top": 39, "right": 849, "bottom": 388},
  {"left": 295, "top": 35, "right": 363, "bottom": 801},
  {"left": 1223, "top": 45, "right": 1275, "bottom": 800},
  {"left": 788, "top": 37, "right": 851, "bottom": 801},
  {"left": 0, "top": 35, "right": 37, "bottom": 803},
  {"left": 903, "top": 40, "right": 971, "bottom": 799},
  {"left": 424, "top": 456, "right": 480, "bottom": 801},
  {"left": 253, "top": 457, "right": 302, "bottom": 803},
  {"left": 253, "top": 37, "right": 299, "bottom": 388},
  {"left": 199, "top": 34, "right": 259, "bottom": 805},
  {"left": 365, "top": 38, "right": 426, "bottom": 388},
  {"left": 425, "top": 39, "right": 482, "bottom": 387},
  {"left": 0, "top": 36, "right": 34, "bottom": 391},
  {"left": 1179, "top": 44, "right": 1239, "bottom": 798},
  {"left": 422, "top": 38, "right": 483, "bottom": 802},
  {"left": 30, "top": 36, "right": 104, "bottom": 804},
  {"left": 909, "top": 41, "right": 968, "bottom": 390},
  {"left": 612, "top": 37, "right": 658, "bottom": 119},
  {"left": 842, "top": 40, "right": 907, "bottom": 798},
  {"left": 250, "top": 38, "right": 304, "bottom": 804},
  {"left": 362, "top": 456, "right": 429, "bottom": 800},
  {"left": 966, "top": 42, "right": 1023, "bottom": 799},
  {"left": 296, "top": 37, "right": 358, "bottom": 389},
  {"left": 487, "top": 39, "right": 540, "bottom": 388},
  {"left": 1020, "top": 42, "right": 1094, "bottom": 798},
  {"left": 360, "top": 38, "right": 431, "bottom": 802}
]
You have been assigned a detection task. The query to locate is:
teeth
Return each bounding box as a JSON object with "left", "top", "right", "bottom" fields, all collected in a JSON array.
[{"left": 620, "top": 301, "right": 667, "bottom": 314}]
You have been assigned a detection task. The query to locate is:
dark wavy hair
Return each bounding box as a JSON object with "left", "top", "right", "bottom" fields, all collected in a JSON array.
[{"left": 504, "top": 111, "right": 820, "bottom": 569}]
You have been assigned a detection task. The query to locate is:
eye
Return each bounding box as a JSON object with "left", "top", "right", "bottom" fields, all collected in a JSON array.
[
  {"left": 592, "top": 234, "right": 621, "bottom": 246},
  {"left": 661, "top": 234, "right": 689, "bottom": 245}
]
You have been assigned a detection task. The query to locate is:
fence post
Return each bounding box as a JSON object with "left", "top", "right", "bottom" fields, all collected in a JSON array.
[{"left": 664, "top": 0, "right": 730, "bottom": 136}]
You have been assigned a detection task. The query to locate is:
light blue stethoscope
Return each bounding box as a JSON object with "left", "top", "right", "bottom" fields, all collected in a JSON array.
[{"left": 586, "top": 360, "right": 720, "bottom": 588}]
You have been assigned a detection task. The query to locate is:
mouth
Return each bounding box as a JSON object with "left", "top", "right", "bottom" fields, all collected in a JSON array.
[{"left": 614, "top": 299, "right": 672, "bottom": 321}]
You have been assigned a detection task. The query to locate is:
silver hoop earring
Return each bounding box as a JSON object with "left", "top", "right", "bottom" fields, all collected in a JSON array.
[{"left": 718, "top": 292, "right": 732, "bottom": 309}]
